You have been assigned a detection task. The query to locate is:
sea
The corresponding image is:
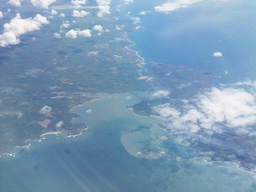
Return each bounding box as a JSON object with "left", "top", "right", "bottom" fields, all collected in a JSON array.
[
  {"left": 125, "top": 0, "right": 256, "bottom": 84},
  {"left": 1, "top": 93, "right": 256, "bottom": 192},
  {"left": 1, "top": 1, "right": 256, "bottom": 191}
]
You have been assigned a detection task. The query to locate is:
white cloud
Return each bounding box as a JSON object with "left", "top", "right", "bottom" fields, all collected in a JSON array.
[
  {"left": 116, "top": 25, "right": 124, "bottom": 30},
  {"left": 60, "top": 21, "right": 70, "bottom": 28},
  {"left": 135, "top": 26, "right": 142, "bottom": 30},
  {"left": 213, "top": 52, "right": 223, "bottom": 57},
  {"left": 154, "top": 103, "right": 180, "bottom": 118},
  {"left": 97, "top": 5, "right": 110, "bottom": 17},
  {"left": 0, "top": 13, "right": 49, "bottom": 47},
  {"left": 39, "top": 105, "right": 52, "bottom": 114},
  {"left": 96, "top": 0, "right": 111, "bottom": 17},
  {"left": 73, "top": 10, "right": 89, "bottom": 17},
  {"left": 131, "top": 17, "right": 140, "bottom": 25},
  {"left": 153, "top": 90, "right": 170, "bottom": 97},
  {"left": 8, "top": 0, "right": 22, "bottom": 7},
  {"left": 30, "top": 0, "right": 56, "bottom": 9},
  {"left": 54, "top": 33, "right": 61, "bottom": 38},
  {"left": 77, "top": 29, "right": 91, "bottom": 37},
  {"left": 154, "top": 86, "right": 256, "bottom": 134},
  {"left": 56, "top": 121, "right": 63, "bottom": 128},
  {"left": 59, "top": 13, "right": 65, "bottom": 17},
  {"left": 0, "top": 11, "right": 3, "bottom": 19},
  {"left": 233, "top": 80, "right": 256, "bottom": 87},
  {"left": 155, "top": 0, "right": 202, "bottom": 13},
  {"left": 93, "top": 25, "right": 103, "bottom": 32},
  {"left": 124, "top": 0, "right": 133, "bottom": 4},
  {"left": 65, "top": 29, "right": 77, "bottom": 38},
  {"left": 65, "top": 29, "right": 91, "bottom": 38},
  {"left": 51, "top": 9, "right": 57, "bottom": 15},
  {"left": 87, "top": 51, "right": 99, "bottom": 56},
  {"left": 71, "top": 0, "right": 87, "bottom": 7},
  {"left": 139, "top": 10, "right": 151, "bottom": 15},
  {"left": 97, "top": 0, "right": 111, "bottom": 5}
]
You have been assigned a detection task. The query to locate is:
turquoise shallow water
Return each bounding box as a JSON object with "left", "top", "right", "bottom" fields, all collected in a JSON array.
[{"left": 1, "top": 93, "right": 256, "bottom": 192}]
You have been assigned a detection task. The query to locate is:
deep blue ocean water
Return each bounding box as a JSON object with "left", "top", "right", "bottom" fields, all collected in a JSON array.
[{"left": 125, "top": 0, "right": 256, "bottom": 83}]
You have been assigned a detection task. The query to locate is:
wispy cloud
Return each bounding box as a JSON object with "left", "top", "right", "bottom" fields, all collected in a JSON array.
[
  {"left": 124, "top": 0, "right": 133, "bottom": 4},
  {"left": 139, "top": 10, "right": 151, "bottom": 15},
  {"left": 60, "top": 21, "right": 70, "bottom": 29},
  {"left": 155, "top": 0, "right": 202, "bottom": 13},
  {"left": 131, "top": 17, "right": 140, "bottom": 25},
  {"left": 152, "top": 90, "right": 170, "bottom": 97}
]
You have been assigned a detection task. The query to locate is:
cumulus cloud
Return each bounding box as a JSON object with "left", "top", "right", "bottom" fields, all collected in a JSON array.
[
  {"left": 8, "top": 0, "right": 22, "bottom": 7},
  {"left": 77, "top": 29, "right": 91, "bottom": 37},
  {"left": 0, "top": 11, "right": 3, "bottom": 19},
  {"left": 154, "top": 86, "right": 256, "bottom": 134},
  {"left": 97, "top": 0, "right": 111, "bottom": 17},
  {"left": 93, "top": 25, "right": 103, "bottom": 32},
  {"left": 59, "top": 13, "right": 65, "bottom": 17},
  {"left": 154, "top": 103, "right": 180, "bottom": 118},
  {"left": 97, "top": 5, "right": 110, "bottom": 17},
  {"left": 153, "top": 90, "right": 170, "bottom": 97},
  {"left": 54, "top": 33, "right": 61, "bottom": 38},
  {"left": 30, "top": 0, "right": 56, "bottom": 9},
  {"left": 73, "top": 10, "right": 89, "bottom": 17},
  {"left": 71, "top": 0, "right": 87, "bottom": 7},
  {"left": 155, "top": 0, "right": 202, "bottom": 13},
  {"left": 213, "top": 52, "right": 223, "bottom": 57},
  {"left": 0, "top": 13, "right": 49, "bottom": 47},
  {"left": 65, "top": 29, "right": 91, "bottom": 38},
  {"left": 51, "top": 9, "right": 57, "bottom": 15},
  {"left": 65, "top": 29, "right": 77, "bottom": 38}
]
